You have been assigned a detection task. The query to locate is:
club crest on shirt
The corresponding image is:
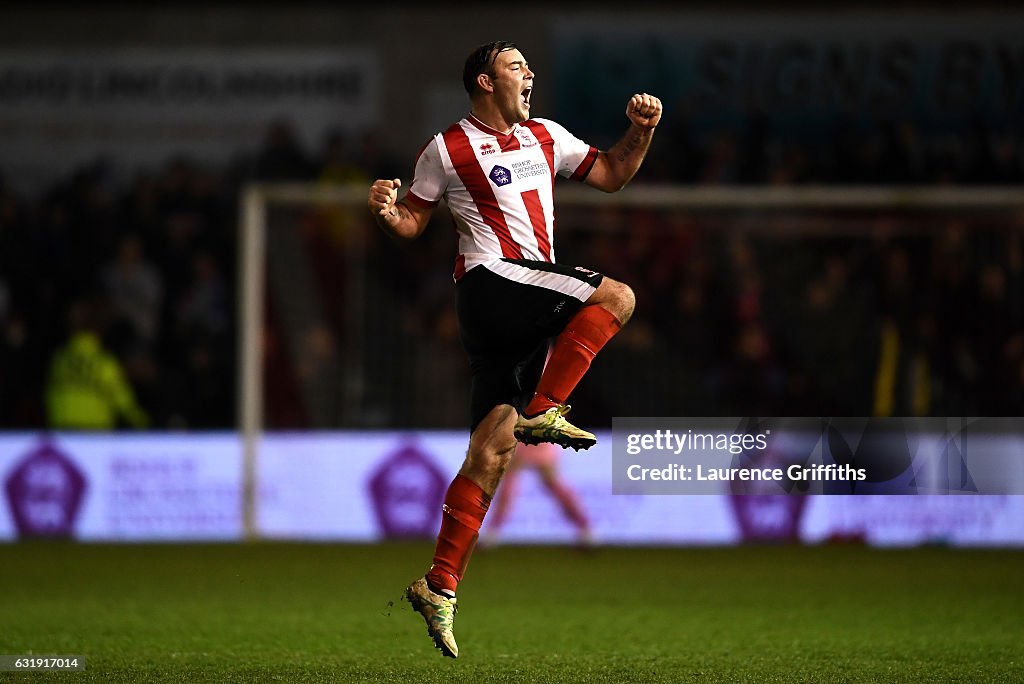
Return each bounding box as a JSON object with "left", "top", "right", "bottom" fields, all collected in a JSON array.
[
  {"left": 488, "top": 165, "right": 512, "bottom": 187},
  {"left": 519, "top": 130, "right": 537, "bottom": 147}
]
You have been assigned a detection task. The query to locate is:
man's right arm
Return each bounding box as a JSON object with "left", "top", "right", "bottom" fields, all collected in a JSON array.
[{"left": 367, "top": 178, "right": 433, "bottom": 240}]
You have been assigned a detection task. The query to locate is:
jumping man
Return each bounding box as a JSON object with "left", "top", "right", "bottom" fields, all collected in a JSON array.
[{"left": 367, "top": 40, "right": 661, "bottom": 658}]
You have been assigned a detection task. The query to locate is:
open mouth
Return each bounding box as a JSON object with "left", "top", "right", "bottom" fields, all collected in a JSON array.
[{"left": 521, "top": 87, "right": 532, "bottom": 107}]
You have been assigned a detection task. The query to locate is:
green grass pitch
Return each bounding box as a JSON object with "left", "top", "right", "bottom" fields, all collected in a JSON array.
[{"left": 0, "top": 542, "right": 1021, "bottom": 683}]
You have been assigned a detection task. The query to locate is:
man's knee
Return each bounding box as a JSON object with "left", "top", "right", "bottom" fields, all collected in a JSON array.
[
  {"left": 592, "top": 278, "right": 635, "bottom": 325},
  {"left": 615, "top": 281, "right": 636, "bottom": 322}
]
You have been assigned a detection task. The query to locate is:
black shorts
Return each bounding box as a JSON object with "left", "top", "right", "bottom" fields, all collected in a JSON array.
[{"left": 456, "top": 258, "right": 604, "bottom": 432}]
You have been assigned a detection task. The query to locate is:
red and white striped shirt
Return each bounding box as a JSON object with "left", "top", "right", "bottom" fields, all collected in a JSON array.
[{"left": 404, "top": 115, "right": 598, "bottom": 280}]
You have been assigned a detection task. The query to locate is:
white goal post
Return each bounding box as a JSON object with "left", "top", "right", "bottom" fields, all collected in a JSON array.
[{"left": 237, "top": 184, "right": 1023, "bottom": 538}]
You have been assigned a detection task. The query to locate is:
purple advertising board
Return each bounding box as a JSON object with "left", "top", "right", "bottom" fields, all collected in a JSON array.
[
  {"left": 4, "top": 440, "right": 86, "bottom": 538},
  {"left": 0, "top": 431, "right": 1021, "bottom": 545}
]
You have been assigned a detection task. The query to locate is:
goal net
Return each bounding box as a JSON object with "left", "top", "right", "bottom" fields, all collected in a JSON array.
[{"left": 238, "top": 183, "right": 1023, "bottom": 533}]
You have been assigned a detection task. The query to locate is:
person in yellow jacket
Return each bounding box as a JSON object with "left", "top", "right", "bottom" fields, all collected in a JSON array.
[{"left": 45, "top": 302, "right": 149, "bottom": 430}]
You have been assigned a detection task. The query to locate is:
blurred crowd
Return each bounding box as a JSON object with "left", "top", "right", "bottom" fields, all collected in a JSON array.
[
  {"left": 0, "top": 115, "right": 1021, "bottom": 430},
  {"left": 642, "top": 116, "right": 1024, "bottom": 186},
  {"left": 0, "top": 155, "right": 237, "bottom": 429}
]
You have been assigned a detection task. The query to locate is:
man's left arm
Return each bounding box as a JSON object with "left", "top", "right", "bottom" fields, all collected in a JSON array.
[{"left": 585, "top": 93, "right": 663, "bottom": 193}]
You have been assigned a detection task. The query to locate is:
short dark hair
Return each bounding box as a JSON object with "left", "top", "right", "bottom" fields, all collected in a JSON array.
[{"left": 462, "top": 41, "right": 517, "bottom": 96}]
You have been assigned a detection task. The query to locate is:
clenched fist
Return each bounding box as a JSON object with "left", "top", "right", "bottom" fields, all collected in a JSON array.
[
  {"left": 626, "top": 93, "right": 662, "bottom": 130},
  {"left": 368, "top": 178, "right": 402, "bottom": 216}
]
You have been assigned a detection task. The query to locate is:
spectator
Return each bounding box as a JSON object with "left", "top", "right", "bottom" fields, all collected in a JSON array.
[
  {"left": 102, "top": 233, "right": 163, "bottom": 346},
  {"left": 45, "top": 297, "right": 149, "bottom": 430},
  {"left": 254, "top": 119, "right": 313, "bottom": 181}
]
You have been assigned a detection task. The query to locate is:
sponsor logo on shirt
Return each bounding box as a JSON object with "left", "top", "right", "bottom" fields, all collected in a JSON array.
[
  {"left": 489, "top": 165, "right": 512, "bottom": 187},
  {"left": 479, "top": 143, "right": 496, "bottom": 156},
  {"left": 511, "top": 159, "right": 549, "bottom": 180}
]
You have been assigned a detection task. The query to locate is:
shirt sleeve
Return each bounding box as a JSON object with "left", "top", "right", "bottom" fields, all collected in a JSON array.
[
  {"left": 535, "top": 118, "right": 599, "bottom": 182},
  {"left": 101, "top": 355, "right": 149, "bottom": 428},
  {"left": 405, "top": 136, "right": 446, "bottom": 208}
]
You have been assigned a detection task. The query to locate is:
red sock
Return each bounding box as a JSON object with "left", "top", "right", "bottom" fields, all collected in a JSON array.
[
  {"left": 524, "top": 305, "right": 622, "bottom": 416},
  {"left": 425, "top": 474, "right": 490, "bottom": 596}
]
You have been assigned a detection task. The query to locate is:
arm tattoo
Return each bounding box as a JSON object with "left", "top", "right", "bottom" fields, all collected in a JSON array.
[
  {"left": 375, "top": 202, "right": 405, "bottom": 230},
  {"left": 615, "top": 132, "right": 646, "bottom": 162}
]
